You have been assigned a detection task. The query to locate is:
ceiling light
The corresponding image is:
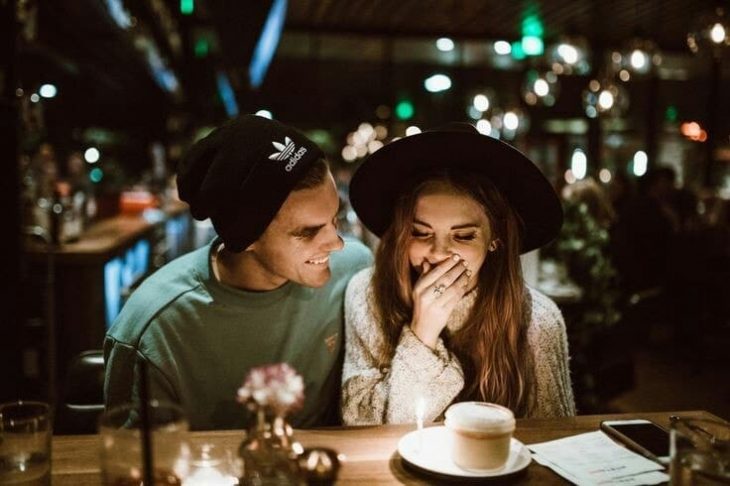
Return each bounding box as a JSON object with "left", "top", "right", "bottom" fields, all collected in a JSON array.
[
  {"left": 503, "top": 112, "right": 519, "bottom": 131},
  {"left": 494, "top": 41, "right": 511, "bottom": 55},
  {"left": 583, "top": 77, "right": 629, "bottom": 117},
  {"left": 599, "top": 169, "right": 612, "bottom": 183},
  {"left": 688, "top": 7, "right": 730, "bottom": 56},
  {"left": 85, "top": 148, "right": 100, "bottom": 163},
  {"left": 522, "top": 70, "right": 559, "bottom": 107},
  {"left": 476, "top": 119, "right": 492, "bottom": 135},
  {"left": 633, "top": 150, "right": 648, "bottom": 176},
  {"left": 557, "top": 43, "right": 578, "bottom": 64},
  {"left": 549, "top": 35, "right": 591, "bottom": 75},
  {"left": 39, "top": 84, "right": 57, "bottom": 98},
  {"left": 571, "top": 149, "right": 587, "bottom": 180},
  {"left": 436, "top": 37, "right": 454, "bottom": 52},
  {"left": 424, "top": 74, "right": 451, "bottom": 93},
  {"left": 473, "top": 94, "right": 490, "bottom": 112}
]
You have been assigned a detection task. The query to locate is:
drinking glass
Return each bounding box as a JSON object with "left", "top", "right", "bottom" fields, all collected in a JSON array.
[
  {"left": 0, "top": 401, "right": 52, "bottom": 486},
  {"left": 670, "top": 416, "right": 730, "bottom": 485},
  {"left": 99, "top": 401, "right": 191, "bottom": 486}
]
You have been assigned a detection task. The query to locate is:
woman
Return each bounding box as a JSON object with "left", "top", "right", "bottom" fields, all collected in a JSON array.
[{"left": 342, "top": 123, "right": 575, "bottom": 425}]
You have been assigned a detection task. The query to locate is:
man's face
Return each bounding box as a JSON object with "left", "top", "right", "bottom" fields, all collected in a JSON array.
[{"left": 247, "top": 173, "right": 344, "bottom": 289}]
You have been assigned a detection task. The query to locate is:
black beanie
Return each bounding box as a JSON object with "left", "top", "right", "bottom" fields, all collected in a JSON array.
[{"left": 177, "top": 115, "right": 324, "bottom": 252}]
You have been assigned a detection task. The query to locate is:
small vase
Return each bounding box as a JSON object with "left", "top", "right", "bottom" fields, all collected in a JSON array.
[{"left": 238, "top": 405, "right": 303, "bottom": 486}]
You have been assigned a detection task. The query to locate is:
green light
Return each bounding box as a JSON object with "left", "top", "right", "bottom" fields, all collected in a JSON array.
[
  {"left": 520, "top": 1, "right": 543, "bottom": 56},
  {"left": 521, "top": 36, "right": 544, "bottom": 56},
  {"left": 180, "top": 0, "right": 194, "bottom": 15},
  {"left": 510, "top": 41, "right": 526, "bottom": 60},
  {"left": 665, "top": 105, "right": 678, "bottom": 122},
  {"left": 521, "top": 14, "right": 544, "bottom": 38},
  {"left": 194, "top": 38, "right": 209, "bottom": 58},
  {"left": 90, "top": 168, "right": 104, "bottom": 183},
  {"left": 395, "top": 100, "right": 414, "bottom": 121}
]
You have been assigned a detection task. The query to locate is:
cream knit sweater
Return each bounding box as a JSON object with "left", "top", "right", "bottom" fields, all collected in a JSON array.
[{"left": 341, "top": 267, "right": 576, "bottom": 425}]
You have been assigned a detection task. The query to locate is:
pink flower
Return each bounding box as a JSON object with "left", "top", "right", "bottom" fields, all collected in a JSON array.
[{"left": 237, "top": 363, "right": 305, "bottom": 415}]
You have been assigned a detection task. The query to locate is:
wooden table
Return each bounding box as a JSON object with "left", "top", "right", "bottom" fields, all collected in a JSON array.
[{"left": 52, "top": 411, "right": 720, "bottom": 484}]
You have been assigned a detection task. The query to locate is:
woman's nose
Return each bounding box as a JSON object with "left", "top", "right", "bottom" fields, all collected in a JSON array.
[{"left": 427, "top": 237, "right": 451, "bottom": 260}]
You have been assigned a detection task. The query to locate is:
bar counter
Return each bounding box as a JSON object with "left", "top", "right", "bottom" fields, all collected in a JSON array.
[
  {"left": 52, "top": 410, "right": 719, "bottom": 485},
  {"left": 24, "top": 200, "right": 190, "bottom": 264},
  {"left": 22, "top": 200, "right": 193, "bottom": 399}
]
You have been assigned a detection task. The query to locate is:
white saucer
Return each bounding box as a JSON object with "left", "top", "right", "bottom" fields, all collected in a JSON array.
[{"left": 397, "top": 426, "right": 531, "bottom": 478}]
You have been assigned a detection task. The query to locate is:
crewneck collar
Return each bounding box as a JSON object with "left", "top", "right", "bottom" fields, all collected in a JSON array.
[{"left": 197, "top": 238, "right": 307, "bottom": 307}]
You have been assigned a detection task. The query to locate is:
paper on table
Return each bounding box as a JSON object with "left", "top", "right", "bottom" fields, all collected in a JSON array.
[{"left": 528, "top": 431, "right": 669, "bottom": 486}]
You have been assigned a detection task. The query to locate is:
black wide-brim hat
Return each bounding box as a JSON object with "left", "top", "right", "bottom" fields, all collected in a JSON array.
[{"left": 349, "top": 123, "right": 562, "bottom": 253}]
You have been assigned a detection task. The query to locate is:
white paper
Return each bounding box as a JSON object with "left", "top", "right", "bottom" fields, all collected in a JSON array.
[{"left": 528, "top": 431, "right": 669, "bottom": 486}]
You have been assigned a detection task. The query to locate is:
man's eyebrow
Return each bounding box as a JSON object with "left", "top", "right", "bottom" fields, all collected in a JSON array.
[{"left": 289, "top": 224, "right": 325, "bottom": 236}]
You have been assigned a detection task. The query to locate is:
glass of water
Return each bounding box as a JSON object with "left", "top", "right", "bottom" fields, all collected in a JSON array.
[
  {"left": 0, "top": 401, "right": 52, "bottom": 486},
  {"left": 99, "top": 401, "right": 191, "bottom": 486},
  {"left": 670, "top": 416, "right": 730, "bottom": 485}
]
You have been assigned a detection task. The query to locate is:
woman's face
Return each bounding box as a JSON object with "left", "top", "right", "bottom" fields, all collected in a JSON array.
[{"left": 407, "top": 182, "right": 493, "bottom": 290}]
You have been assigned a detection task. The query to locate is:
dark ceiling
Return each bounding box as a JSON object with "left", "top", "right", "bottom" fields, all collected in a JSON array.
[
  {"left": 284, "top": 0, "right": 721, "bottom": 52},
  {"left": 18, "top": 0, "right": 730, "bottom": 142}
]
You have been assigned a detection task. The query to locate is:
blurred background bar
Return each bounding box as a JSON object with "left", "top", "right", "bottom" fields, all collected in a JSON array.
[{"left": 2, "top": 0, "right": 729, "bottom": 429}]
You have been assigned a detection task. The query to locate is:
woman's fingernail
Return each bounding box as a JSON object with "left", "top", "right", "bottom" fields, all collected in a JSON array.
[
  {"left": 452, "top": 254, "right": 461, "bottom": 261},
  {"left": 466, "top": 270, "right": 473, "bottom": 278},
  {"left": 462, "top": 260, "right": 469, "bottom": 267}
]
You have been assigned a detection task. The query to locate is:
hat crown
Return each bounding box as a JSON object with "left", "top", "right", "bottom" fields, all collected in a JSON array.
[
  {"left": 176, "top": 115, "right": 324, "bottom": 251},
  {"left": 428, "top": 121, "right": 479, "bottom": 135}
]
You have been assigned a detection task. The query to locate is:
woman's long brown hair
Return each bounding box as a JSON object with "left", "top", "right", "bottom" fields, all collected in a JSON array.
[{"left": 372, "top": 170, "right": 534, "bottom": 416}]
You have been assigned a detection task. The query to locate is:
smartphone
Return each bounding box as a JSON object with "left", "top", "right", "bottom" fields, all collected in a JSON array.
[{"left": 600, "top": 419, "right": 670, "bottom": 465}]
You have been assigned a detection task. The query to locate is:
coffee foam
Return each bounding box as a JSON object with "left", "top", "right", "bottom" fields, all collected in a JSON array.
[{"left": 445, "top": 402, "right": 515, "bottom": 434}]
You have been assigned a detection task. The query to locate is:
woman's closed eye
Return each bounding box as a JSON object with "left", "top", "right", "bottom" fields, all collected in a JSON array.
[
  {"left": 454, "top": 232, "right": 477, "bottom": 241},
  {"left": 411, "top": 229, "right": 432, "bottom": 239}
]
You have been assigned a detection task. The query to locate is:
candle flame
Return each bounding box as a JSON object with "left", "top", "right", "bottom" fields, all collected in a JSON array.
[{"left": 415, "top": 397, "right": 426, "bottom": 424}]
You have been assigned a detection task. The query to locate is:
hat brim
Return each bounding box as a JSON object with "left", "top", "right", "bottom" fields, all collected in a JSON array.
[{"left": 349, "top": 130, "right": 562, "bottom": 254}]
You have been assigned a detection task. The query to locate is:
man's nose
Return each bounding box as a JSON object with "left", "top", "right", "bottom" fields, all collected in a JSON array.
[{"left": 322, "top": 225, "right": 345, "bottom": 252}]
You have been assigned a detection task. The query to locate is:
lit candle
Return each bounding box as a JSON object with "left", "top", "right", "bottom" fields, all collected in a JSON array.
[
  {"left": 182, "top": 444, "right": 237, "bottom": 486},
  {"left": 415, "top": 396, "right": 426, "bottom": 454},
  {"left": 182, "top": 466, "right": 236, "bottom": 486}
]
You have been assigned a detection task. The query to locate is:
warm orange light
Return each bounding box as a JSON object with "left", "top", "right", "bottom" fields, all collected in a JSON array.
[
  {"left": 680, "top": 121, "right": 708, "bottom": 141},
  {"left": 681, "top": 121, "right": 701, "bottom": 138}
]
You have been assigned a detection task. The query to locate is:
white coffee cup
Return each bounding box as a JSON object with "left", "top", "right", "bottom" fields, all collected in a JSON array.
[{"left": 444, "top": 401, "right": 516, "bottom": 471}]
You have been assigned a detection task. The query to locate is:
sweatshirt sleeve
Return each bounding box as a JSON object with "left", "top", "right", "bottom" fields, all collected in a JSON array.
[
  {"left": 527, "top": 290, "right": 576, "bottom": 418},
  {"left": 341, "top": 269, "right": 465, "bottom": 425},
  {"left": 103, "top": 335, "right": 178, "bottom": 410}
]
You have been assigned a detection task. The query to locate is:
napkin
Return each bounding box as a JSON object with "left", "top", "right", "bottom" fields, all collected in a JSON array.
[{"left": 528, "top": 431, "right": 670, "bottom": 485}]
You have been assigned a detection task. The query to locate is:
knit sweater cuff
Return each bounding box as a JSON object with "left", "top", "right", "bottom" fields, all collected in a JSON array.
[{"left": 395, "top": 326, "right": 456, "bottom": 374}]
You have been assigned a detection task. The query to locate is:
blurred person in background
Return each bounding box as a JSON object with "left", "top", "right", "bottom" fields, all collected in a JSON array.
[
  {"left": 341, "top": 123, "right": 574, "bottom": 425},
  {"left": 612, "top": 167, "right": 678, "bottom": 296}
]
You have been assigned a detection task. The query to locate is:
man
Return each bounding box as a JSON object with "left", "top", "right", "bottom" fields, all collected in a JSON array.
[{"left": 104, "top": 115, "right": 372, "bottom": 430}]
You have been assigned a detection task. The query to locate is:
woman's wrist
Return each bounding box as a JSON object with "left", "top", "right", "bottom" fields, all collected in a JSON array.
[{"left": 409, "top": 321, "right": 439, "bottom": 349}]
